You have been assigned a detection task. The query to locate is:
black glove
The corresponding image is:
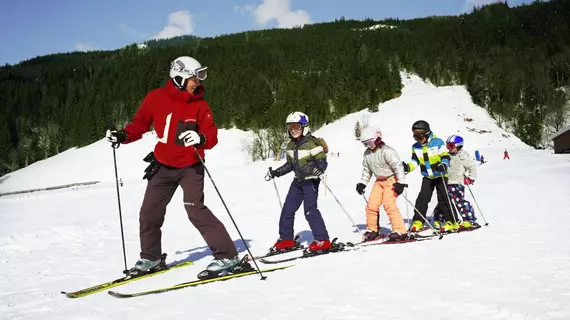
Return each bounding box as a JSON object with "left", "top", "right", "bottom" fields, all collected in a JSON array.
[
  {"left": 393, "top": 182, "right": 408, "bottom": 195},
  {"left": 402, "top": 161, "right": 410, "bottom": 174},
  {"left": 437, "top": 163, "right": 448, "bottom": 173},
  {"left": 268, "top": 168, "right": 280, "bottom": 179},
  {"left": 312, "top": 167, "right": 324, "bottom": 177},
  {"left": 106, "top": 128, "right": 127, "bottom": 144},
  {"left": 356, "top": 183, "right": 366, "bottom": 195}
]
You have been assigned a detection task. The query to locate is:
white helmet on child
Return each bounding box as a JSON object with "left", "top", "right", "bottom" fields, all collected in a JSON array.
[
  {"left": 286, "top": 111, "right": 310, "bottom": 136},
  {"left": 170, "top": 56, "right": 208, "bottom": 89},
  {"left": 360, "top": 126, "right": 382, "bottom": 147}
]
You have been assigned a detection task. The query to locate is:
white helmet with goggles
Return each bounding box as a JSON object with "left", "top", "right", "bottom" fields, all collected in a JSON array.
[
  {"left": 360, "top": 126, "right": 382, "bottom": 147},
  {"left": 286, "top": 111, "right": 310, "bottom": 136},
  {"left": 170, "top": 56, "right": 208, "bottom": 90}
]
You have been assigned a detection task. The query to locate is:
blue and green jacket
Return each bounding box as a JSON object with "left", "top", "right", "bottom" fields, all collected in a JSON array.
[
  {"left": 275, "top": 134, "right": 328, "bottom": 181},
  {"left": 407, "top": 132, "right": 450, "bottom": 179}
]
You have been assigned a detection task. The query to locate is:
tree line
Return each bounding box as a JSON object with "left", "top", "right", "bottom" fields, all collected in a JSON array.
[{"left": 1, "top": 0, "right": 568, "bottom": 174}]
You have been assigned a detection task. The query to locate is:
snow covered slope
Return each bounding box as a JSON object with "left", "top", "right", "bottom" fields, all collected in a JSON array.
[{"left": 1, "top": 74, "right": 569, "bottom": 320}]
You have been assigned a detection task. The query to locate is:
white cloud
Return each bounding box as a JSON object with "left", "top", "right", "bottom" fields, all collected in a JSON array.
[
  {"left": 238, "top": 0, "right": 312, "bottom": 28},
  {"left": 462, "top": 0, "right": 506, "bottom": 12},
  {"left": 74, "top": 43, "right": 97, "bottom": 52},
  {"left": 152, "top": 10, "right": 193, "bottom": 40}
]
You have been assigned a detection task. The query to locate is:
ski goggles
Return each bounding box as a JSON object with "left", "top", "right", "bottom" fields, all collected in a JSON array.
[
  {"left": 172, "top": 63, "right": 208, "bottom": 81},
  {"left": 362, "top": 139, "right": 376, "bottom": 147},
  {"left": 413, "top": 130, "right": 426, "bottom": 141},
  {"left": 446, "top": 142, "right": 457, "bottom": 150},
  {"left": 287, "top": 123, "right": 303, "bottom": 131},
  {"left": 194, "top": 67, "right": 208, "bottom": 81}
]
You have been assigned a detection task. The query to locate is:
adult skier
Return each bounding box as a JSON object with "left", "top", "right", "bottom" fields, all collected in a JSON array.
[
  {"left": 267, "top": 112, "right": 332, "bottom": 253},
  {"left": 106, "top": 56, "right": 241, "bottom": 278},
  {"left": 356, "top": 126, "right": 408, "bottom": 241}
]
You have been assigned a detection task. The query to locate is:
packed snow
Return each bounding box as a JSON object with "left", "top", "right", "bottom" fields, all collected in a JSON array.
[{"left": 1, "top": 74, "right": 569, "bottom": 320}]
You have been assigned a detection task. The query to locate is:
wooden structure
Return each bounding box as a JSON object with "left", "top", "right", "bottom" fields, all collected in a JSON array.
[{"left": 551, "top": 126, "right": 570, "bottom": 154}]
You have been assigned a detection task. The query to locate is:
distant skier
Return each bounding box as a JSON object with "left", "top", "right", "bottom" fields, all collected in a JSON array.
[
  {"left": 356, "top": 126, "right": 408, "bottom": 241},
  {"left": 403, "top": 120, "right": 458, "bottom": 232},
  {"left": 433, "top": 135, "right": 479, "bottom": 229},
  {"left": 105, "top": 56, "right": 240, "bottom": 278},
  {"left": 480, "top": 155, "right": 485, "bottom": 164},
  {"left": 267, "top": 112, "right": 332, "bottom": 253},
  {"left": 503, "top": 149, "right": 510, "bottom": 160}
]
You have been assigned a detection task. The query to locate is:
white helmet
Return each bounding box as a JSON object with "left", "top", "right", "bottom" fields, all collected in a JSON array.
[
  {"left": 360, "top": 126, "right": 382, "bottom": 144},
  {"left": 170, "top": 56, "right": 208, "bottom": 89},
  {"left": 286, "top": 111, "right": 310, "bottom": 136}
]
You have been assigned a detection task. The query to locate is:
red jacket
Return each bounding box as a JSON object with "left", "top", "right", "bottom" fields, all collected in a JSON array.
[{"left": 122, "top": 80, "right": 218, "bottom": 168}]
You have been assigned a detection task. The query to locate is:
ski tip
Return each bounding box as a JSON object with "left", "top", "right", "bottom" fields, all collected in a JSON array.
[{"left": 61, "top": 291, "right": 78, "bottom": 298}]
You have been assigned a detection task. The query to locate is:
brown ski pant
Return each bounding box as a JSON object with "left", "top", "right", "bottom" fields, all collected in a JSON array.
[{"left": 138, "top": 163, "right": 238, "bottom": 261}]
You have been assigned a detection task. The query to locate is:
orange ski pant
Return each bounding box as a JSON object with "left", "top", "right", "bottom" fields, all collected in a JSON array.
[{"left": 365, "top": 177, "right": 407, "bottom": 234}]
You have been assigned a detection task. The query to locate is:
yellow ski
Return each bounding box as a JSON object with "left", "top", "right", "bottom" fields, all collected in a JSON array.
[
  {"left": 61, "top": 260, "right": 194, "bottom": 298},
  {"left": 108, "top": 264, "right": 294, "bottom": 298}
]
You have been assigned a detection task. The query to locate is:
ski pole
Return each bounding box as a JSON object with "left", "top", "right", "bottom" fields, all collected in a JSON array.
[
  {"left": 111, "top": 140, "right": 129, "bottom": 275},
  {"left": 439, "top": 175, "right": 460, "bottom": 225},
  {"left": 404, "top": 188, "right": 410, "bottom": 228},
  {"left": 265, "top": 167, "right": 282, "bottom": 210},
  {"left": 194, "top": 148, "right": 266, "bottom": 280},
  {"left": 319, "top": 175, "right": 362, "bottom": 233},
  {"left": 465, "top": 183, "right": 489, "bottom": 226},
  {"left": 400, "top": 192, "right": 443, "bottom": 239}
]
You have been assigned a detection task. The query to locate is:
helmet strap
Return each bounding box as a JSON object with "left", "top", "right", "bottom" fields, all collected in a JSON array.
[{"left": 172, "top": 76, "right": 187, "bottom": 90}]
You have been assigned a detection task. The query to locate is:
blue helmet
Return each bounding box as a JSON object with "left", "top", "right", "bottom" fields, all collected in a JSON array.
[{"left": 446, "top": 135, "right": 464, "bottom": 148}]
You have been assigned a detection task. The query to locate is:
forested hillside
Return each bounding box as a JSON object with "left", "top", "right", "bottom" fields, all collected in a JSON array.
[{"left": 1, "top": 0, "right": 568, "bottom": 174}]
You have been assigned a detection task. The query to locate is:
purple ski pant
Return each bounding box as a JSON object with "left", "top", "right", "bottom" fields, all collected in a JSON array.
[{"left": 279, "top": 179, "right": 329, "bottom": 241}]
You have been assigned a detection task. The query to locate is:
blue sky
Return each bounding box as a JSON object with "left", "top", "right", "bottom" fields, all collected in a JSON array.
[{"left": 0, "top": 0, "right": 533, "bottom": 65}]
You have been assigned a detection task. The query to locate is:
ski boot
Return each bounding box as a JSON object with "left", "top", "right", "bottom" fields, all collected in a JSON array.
[
  {"left": 410, "top": 220, "right": 424, "bottom": 232},
  {"left": 433, "top": 221, "right": 443, "bottom": 230},
  {"left": 440, "top": 221, "right": 460, "bottom": 233},
  {"left": 387, "top": 231, "right": 409, "bottom": 241},
  {"left": 197, "top": 255, "right": 253, "bottom": 280},
  {"left": 126, "top": 253, "right": 167, "bottom": 278},
  {"left": 459, "top": 220, "right": 481, "bottom": 231},
  {"left": 269, "top": 235, "right": 303, "bottom": 254},
  {"left": 302, "top": 238, "right": 347, "bottom": 257},
  {"left": 362, "top": 230, "right": 383, "bottom": 242}
]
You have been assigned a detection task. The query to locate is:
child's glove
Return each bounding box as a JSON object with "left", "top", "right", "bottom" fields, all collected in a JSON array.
[
  {"left": 402, "top": 161, "right": 410, "bottom": 174},
  {"left": 463, "top": 177, "right": 474, "bottom": 185},
  {"left": 393, "top": 182, "right": 408, "bottom": 195},
  {"left": 356, "top": 183, "right": 366, "bottom": 195}
]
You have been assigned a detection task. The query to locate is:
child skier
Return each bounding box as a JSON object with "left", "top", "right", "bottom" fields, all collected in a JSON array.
[
  {"left": 433, "top": 135, "right": 479, "bottom": 229},
  {"left": 267, "top": 112, "right": 332, "bottom": 253},
  {"left": 356, "top": 126, "right": 408, "bottom": 241},
  {"left": 403, "top": 120, "right": 459, "bottom": 232}
]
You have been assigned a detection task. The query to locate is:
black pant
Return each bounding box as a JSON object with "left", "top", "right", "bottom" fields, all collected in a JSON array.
[
  {"left": 413, "top": 177, "right": 457, "bottom": 223},
  {"left": 139, "top": 164, "right": 238, "bottom": 260}
]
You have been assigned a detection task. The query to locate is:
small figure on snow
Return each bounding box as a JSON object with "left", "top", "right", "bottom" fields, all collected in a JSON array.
[
  {"left": 480, "top": 154, "right": 485, "bottom": 165},
  {"left": 503, "top": 149, "right": 510, "bottom": 160},
  {"left": 267, "top": 112, "right": 332, "bottom": 253},
  {"left": 356, "top": 126, "right": 408, "bottom": 241},
  {"left": 403, "top": 120, "right": 459, "bottom": 233},
  {"left": 433, "top": 135, "right": 479, "bottom": 230},
  {"left": 106, "top": 56, "right": 241, "bottom": 278}
]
